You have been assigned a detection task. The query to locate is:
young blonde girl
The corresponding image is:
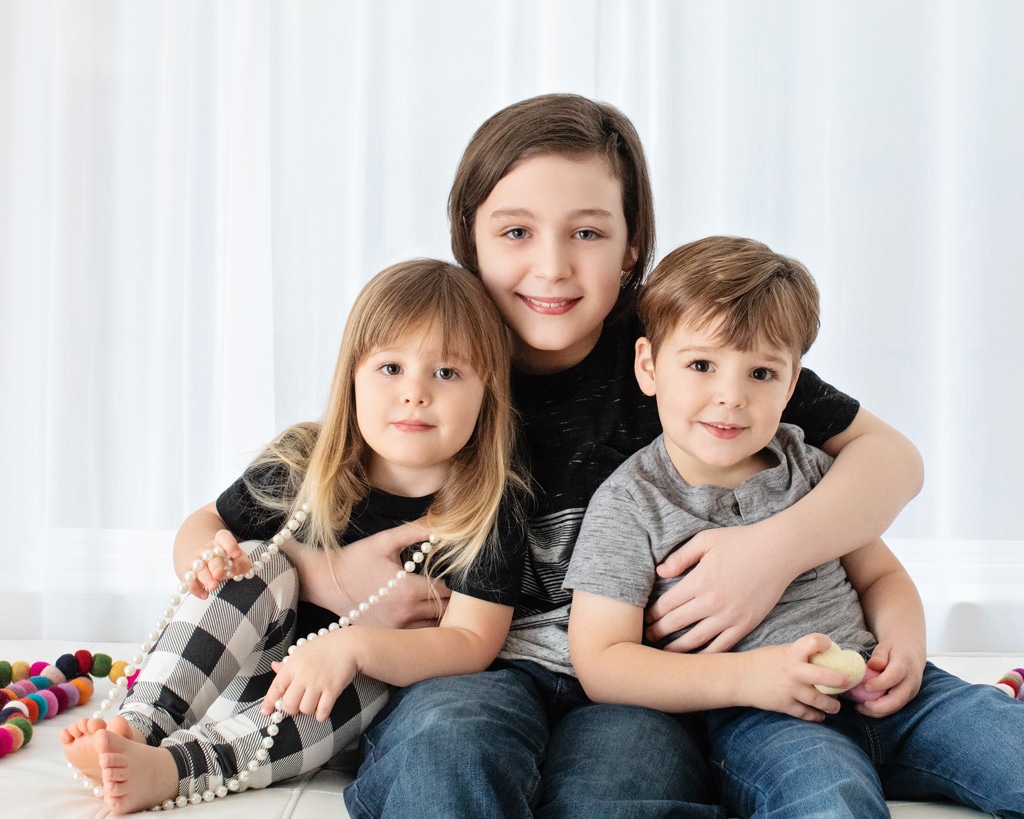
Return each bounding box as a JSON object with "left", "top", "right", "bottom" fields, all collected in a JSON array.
[
  {"left": 61, "top": 259, "right": 526, "bottom": 815},
  {"left": 341, "top": 95, "right": 925, "bottom": 818}
]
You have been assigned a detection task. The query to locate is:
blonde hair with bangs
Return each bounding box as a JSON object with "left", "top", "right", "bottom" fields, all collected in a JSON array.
[
  {"left": 639, "top": 236, "right": 820, "bottom": 362},
  {"left": 245, "top": 258, "right": 522, "bottom": 586}
]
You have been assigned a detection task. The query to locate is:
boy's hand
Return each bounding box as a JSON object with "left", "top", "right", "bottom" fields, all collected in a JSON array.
[
  {"left": 262, "top": 632, "right": 356, "bottom": 722},
  {"left": 742, "top": 634, "right": 850, "bottom": 720},
  {"left": 283, "top": 521, "right": 450, "bottom": 630},
  {"left": 851, "top": 638, "right": 925, "bottom": 717},
  {"left": 646, "top": 526, "right": 785, "bottom": 653},
  {"left": 188, "top": 530, "right": 252, "bottom": 598}
]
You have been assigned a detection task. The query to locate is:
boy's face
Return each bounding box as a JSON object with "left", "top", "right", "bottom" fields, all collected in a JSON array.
[
  {"left": 472, "top": 152, "right": 637, "bottom": 374},
  {"left": 634, "top": 319, "right": 800, "bottom": 488}
]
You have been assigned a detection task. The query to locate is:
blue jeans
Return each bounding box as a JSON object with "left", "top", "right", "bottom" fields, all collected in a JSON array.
[
  {"left": 344, "top": 660, "right": 723, "bottom": 819},
  {"left": 706, "top": 662, "right": 1024, "bottom": 818}
]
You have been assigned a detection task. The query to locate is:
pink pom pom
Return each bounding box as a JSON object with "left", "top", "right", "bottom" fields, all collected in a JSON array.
[
  {"left": 843, "top": 666, "right": 886, "bottom": 703},
  {"left": 39, "top": 689, "right": 59, "bottom": 718},
  {"left": 57, "top": 682, "right": 80, "bottom": 708},
  {"left": 0, "top": 727, "right": 13, "bottom": 758},
  {"left": 40, "top": 665, "right": 66, "bottom": 686},
  {"left": 29, "top": 662, "right": 49, "bottom": 676}
]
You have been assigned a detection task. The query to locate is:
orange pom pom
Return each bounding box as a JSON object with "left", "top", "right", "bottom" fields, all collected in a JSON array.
[{"left": 68, "top": 677, "right": 93, "bottom": 704}]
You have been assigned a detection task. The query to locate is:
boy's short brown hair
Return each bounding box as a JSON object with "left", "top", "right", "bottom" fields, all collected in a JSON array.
[
  {"left": 639, "top": 236, "right": 820, "bottom": 359},
  {"left": 449, "top": 93, "right": 654, "bottom": 322}
]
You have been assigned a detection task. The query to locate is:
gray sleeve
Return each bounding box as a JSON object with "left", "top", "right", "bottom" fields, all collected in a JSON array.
[{"left": 563, "top": 481, "right": 657, "bottom": 608}]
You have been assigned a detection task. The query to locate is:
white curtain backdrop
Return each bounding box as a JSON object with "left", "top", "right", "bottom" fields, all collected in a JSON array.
[{"left": 1, "top": 0, "right": 1021, "bottom": 649}]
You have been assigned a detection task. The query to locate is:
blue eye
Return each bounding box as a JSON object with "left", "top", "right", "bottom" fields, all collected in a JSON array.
[
  {"left": 504, "top": 227, "right": 528, "bottom": 240},
  {"left": 575, "top": 229, "right": 599, "bottom": 240}
]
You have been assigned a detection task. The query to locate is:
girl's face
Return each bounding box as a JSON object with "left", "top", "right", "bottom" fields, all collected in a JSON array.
[
  {"left": 354, "top": 332, "right": 485, "bottom": 496},
  {"left": 473, "top": 153, "right": 637, "bottom": 374}
]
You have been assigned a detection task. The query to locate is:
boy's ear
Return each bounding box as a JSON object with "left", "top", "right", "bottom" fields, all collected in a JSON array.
[{"left": 634, "top": 337, "right": 657, "bottom": 396}]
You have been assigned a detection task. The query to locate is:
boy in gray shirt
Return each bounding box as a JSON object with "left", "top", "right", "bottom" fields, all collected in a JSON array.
[{"left": 564, "top": 236, "right": 1024, "bottom": 818}]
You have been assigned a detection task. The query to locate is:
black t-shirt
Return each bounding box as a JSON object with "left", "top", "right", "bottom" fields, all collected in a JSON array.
[
  {"left": 216, "top": 475, "right": 525, "bottom": 635},
  {"left": 510, "top": 314, "right": 860, "bottom": 620}
]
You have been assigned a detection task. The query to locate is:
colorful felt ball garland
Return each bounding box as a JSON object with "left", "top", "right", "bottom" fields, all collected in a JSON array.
[
  {"left": 995, "top": 667, "right": 1024, "bottom": 700},
  {"left": 0, "top": 651, "right": 137, "bottom": 759}
]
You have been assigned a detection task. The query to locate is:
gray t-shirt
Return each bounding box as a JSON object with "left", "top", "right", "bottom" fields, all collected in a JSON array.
[{"left": 564, "top": 423, "right": 875, "bottom": 658}]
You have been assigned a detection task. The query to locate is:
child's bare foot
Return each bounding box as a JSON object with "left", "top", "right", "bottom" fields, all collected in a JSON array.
[
  {"left": 61, "top": 716, "right": 140, "bottom": 782},
  {"left": 96, "top": 728, "right": 179, "bottom": 815}
]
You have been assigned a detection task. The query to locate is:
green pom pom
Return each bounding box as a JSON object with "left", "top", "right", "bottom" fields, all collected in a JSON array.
[
  {"left": 0, "top": 662, "right": 10, "bottom": 688},
  {"left": 90, "top": 654, "right": 113, "bottom": 678}
]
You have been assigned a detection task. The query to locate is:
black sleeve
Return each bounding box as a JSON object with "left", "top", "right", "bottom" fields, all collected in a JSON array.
[
  {"left": 445, "top": 500, "right": 528, "bottom": 607},
  {"left": 215, "top": 465, "right": 289, "bottom": 543},
  {"left": 781, "top": 367, "right": 860, "bottom": 449}
]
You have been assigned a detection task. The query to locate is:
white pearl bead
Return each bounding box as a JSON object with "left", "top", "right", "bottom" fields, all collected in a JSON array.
[
  {"left": 184, "top": 571, "right": 195, "bottom": 583},
  {"left": 213, "top": 545, "right": 225, "bottom": 557},
  {"left": 176, "top": 795, "right": 188, "bottom": 807},
  {"left": 348, "top": 609, "right": 360, "bottom": 620},
  {"left": 163, "top": 798, "right": 176, "bottom": 809},
  {"left": 387, "top": 579, "right": 398, "bottom": 589},
  {"left": 267, "top": 724, "right": 279, "bottom": 736},
  {"left": 202, "top": 550, "right": 214, "bottom": 562},
  {"left": 339, "top": 617, "right": 350, "bottom": 627},
  {"left": 267, "top": 543, "right": 279, "bottom": 554},
  {"left": 228, "top": 780, "right": 240, "bottom": 792},
  {"left": 216, "top": 785, "right": 228, "bottom": 798},
  {"left": 271, "top": 534, "right": 283, "bottom": 546},
  {"left": 318, "top": 628, "right": 328, "bottom": 636},
  {"left": 413, "top": 551, "right": 425, "bottom": 563},
  {"left": 256, "top": 748, "right": 269, "bottom": 761},
  {"left": 203, "top": 790, "right": 215, "bottom": 802},
  {"left": 329, "top": 621, "right": 339, "bottom": 630},
  {"left": 368, "top": 594, "right": 379, "bottom": 605},
  {"left": 405, "top": 561, "right": 416, "bottom": 572},
  {"left": 190, "top": 792, "right": 203, "bottom": 804},
  {"left": 358, "top": 602, "right": 370, "bottom": 613},
  {"left": 262, "top": 736, "right": 274, "bottom": 749},
  {"left": 286, "top": 518, "right": 299, "bottom": 531},
  {"left": 192, "top": 559, "right": 204, "bottom": 571},
  {"left": 295, "top": 509, "right": 308, "bottom": 522},
  {"left": 247, "top": 759, "right": 260, "bottom": 771},
  {"left": 429, "top": 534, "right": 439, "bottom": 544}
]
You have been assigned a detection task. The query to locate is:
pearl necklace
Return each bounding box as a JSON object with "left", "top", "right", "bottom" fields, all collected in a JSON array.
[{"left": 70, "top": 503, "right": 435, "bottom": 810}]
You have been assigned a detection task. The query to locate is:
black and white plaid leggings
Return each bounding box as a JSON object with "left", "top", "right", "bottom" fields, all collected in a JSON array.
[{"left": 119, "top": 545, "right": 390, "bottom": 800}]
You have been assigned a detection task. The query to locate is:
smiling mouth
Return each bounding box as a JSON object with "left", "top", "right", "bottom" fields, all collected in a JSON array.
[
  {"left": 519, "top": 295, "right": 580, "bottom": 314},
  {"left": 701, "top": 422, "right": 745, "bottom": 439}
]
